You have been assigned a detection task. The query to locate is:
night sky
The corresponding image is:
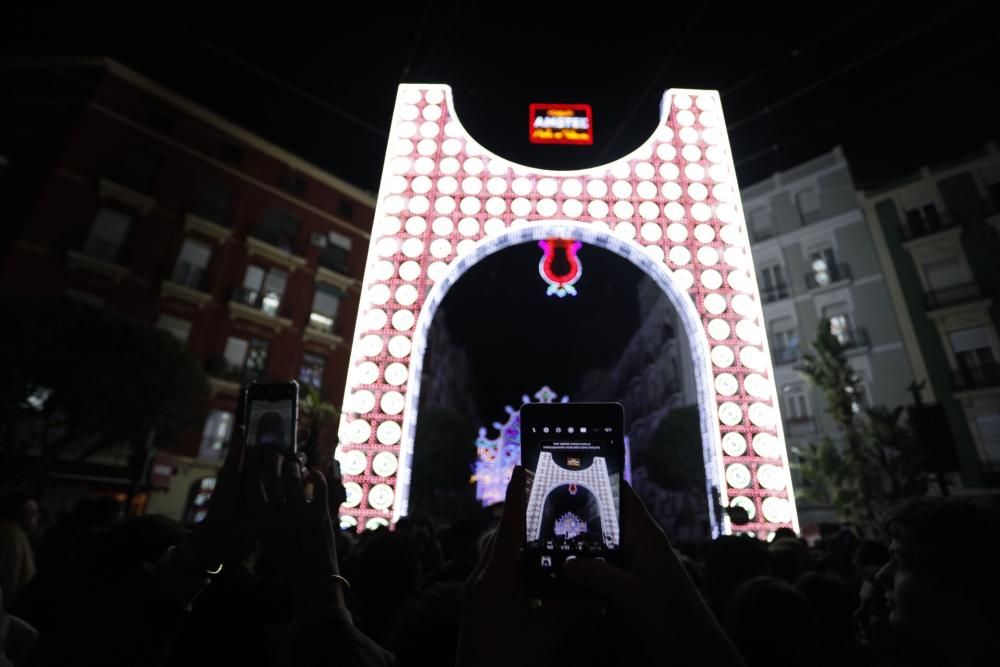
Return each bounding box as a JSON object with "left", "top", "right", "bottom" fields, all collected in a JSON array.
[{"left": 4, "top": 1, "right": 998, "bottom": 421}]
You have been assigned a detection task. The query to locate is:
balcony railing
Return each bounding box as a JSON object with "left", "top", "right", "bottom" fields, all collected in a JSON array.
[
  {"left": 231, "top": 286, "right": 283, "bottom": 318},
  {"left": 953, "top": 362, "right": 1000, "bottom": 392},
  {"left": 772, "top": 345, "right": 800, "bottom": 365},
  {"left": 899, "top": 212, "right": 959, "bottom": 241},
  {"left": 82, "top": 238, "right": 122, "bottom": 263},
  {"left": 760, "top": 284, "right": 790, "bottom": 304},
  {"left": 307, "top": 313, "right": 336, "bottom": 335},
  {"left": 204, "top": 357, "right": 266, "bottom": 384},
  {"left": 924, "top": 282, "right": 983, "bottom": 311},
  {"left": 836, "top": 328, "right": 870, "bottom": 350},
  {"left": 172, "top": 262, "right": 206, "bottom": 290},
  {"left": 805, "top": 263, "right": 851, "bottom": 289}
]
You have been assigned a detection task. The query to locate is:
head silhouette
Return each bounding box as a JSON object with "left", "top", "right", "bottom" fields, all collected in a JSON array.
[{"left": 256, "top": 410, "right": 286, "bottom": 449}]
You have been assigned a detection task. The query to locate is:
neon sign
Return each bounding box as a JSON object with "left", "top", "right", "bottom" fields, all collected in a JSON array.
[
  {"left": 529, "top": 103, "right": 593, "bottom": 145},
  {"left": 538, "top": 239, "right": 583, "bottom": 297}
]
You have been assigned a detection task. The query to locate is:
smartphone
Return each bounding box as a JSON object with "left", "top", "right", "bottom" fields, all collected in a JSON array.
[
  {"left": 519, "top": 402, "right": 625, "bottom": 597},
  {"left": 244, "top": 380, "right": 299, "bottom": 454}
]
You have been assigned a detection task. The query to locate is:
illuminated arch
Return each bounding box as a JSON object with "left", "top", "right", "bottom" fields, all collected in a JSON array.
[
  {"left": 526, "top": 453, "right": 619, "bottom": 546},
  {"left": 335, "top": 84, "right": 799, "bottom": 538}
]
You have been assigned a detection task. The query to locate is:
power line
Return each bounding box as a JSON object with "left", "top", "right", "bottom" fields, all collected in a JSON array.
[
  {"left": 727, "top": 1, "right": 978, "bottom": 132},
  {"left": 118, "top": 0, "right": 388, "bottom": 139},
  {"left": 732, "top": 39, "right": 991, "bottom": 171},
  {"left": 721, "top": 0, "right": 887, "bottom": 97},
  {"left": 596, "top": 0, "right": 714, "bottom": 162}
]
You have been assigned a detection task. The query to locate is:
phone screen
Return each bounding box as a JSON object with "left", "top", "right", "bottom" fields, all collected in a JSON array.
[
  {"left": 245, "top": 381, "right": 299, "bottom": 453},
  {"left": 520, "top": 402, "right": 624, "bottom": 596}
]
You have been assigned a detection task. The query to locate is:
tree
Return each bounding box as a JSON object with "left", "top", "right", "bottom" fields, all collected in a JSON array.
[
  {"left": 0, "top": 297, "right": 210, "bottom": 491},
  {"left": 298, "top": 385, "right": 339, "bottom": 468},
  {"left": 795, "top": 322, "right": 927, "bottom": 532}
]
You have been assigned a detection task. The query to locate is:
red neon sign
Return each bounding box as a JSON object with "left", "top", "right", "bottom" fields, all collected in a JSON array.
[{"left": 529, "top": 103, "right": 593, "bottom": 145}]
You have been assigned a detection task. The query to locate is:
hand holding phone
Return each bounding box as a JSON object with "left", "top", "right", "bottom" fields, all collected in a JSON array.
[
  {"left": 519, "top": 402, "right": 625, "bottom": 598},
  {"left": 244, "top": 380, "right": 299, "bottom": 454}
]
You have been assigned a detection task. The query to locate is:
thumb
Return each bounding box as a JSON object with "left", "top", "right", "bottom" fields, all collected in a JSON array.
[{"left": 564, "top": 556, "right": 636, "bottom": 603}]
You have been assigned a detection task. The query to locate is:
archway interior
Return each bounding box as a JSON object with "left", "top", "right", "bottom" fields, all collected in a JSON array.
[{"left": 410, "top": 240, "right": 710, "bottom": 539}]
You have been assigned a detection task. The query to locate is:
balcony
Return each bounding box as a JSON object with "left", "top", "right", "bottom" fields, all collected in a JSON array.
[
  {"left": 228, "top": 287, "right": 293, "bottom": 331},
  {"left": 805, "top": 263, "right": 851, "bottom": 290},
  {"left": 772, "top": 345, "right": 800, "bottom": 366},
  {"left": 184, "top": 213, "right": 231, "bottom": 243},
  {"left": 953, "top": 362, "right": 1000, "bottom": 393},
  {"left": 172, "top": 262, "right": 206, "bottom": 291},
  {"left": 67, "top": 241, "right": 128, "bottom": 282},
  {"left": 246, "top": 235, "right": 306, "bottom": 271},
  {"left": 899, "top": 212, "right": 959, "bottom": 241},
  {"left": 760, "top": 284, "right": 790, "bottom": 304},
  {"left": 204, "top": 357, "right": 264, "bottom": 395},
  {"left": 99, "top": 178, "right": 156, "bottom": 215},
  {"left": 836, "top": 328, "right": 870, "bottom": 351},
  {"left": 303, "top": 314, "right": 345, "bottom": 347},
  {"left": 924, "top": 282, "right": 984, "bottom": 311}
]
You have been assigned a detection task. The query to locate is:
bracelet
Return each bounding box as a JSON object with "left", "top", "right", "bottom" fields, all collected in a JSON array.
[
  {"left": 295, "top": 573, "right": 351, "bottom": 602},
  {"left": 172, "top": 539, "right": 224, "bottom": 577}
]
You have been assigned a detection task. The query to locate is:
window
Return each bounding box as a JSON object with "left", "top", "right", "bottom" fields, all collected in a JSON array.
[
  {"left": 173, "top": 239, "right": 212, "bottom": 290},
  {"left": 949, "top": 327, "right": 996, "bottom": 371},
  {"left": 238, "top": 265, "right": 287, "bottom": 316},
  {"left": 783, "top": 385, "right": 810, "bottom": 421},
  {"left": 770, "top": 317, "right": 799, "bottom": 364},
  {"left": 975, "top": 415, "right": 1000, "bottom": 465},
  {"left": 319, "top": 231, "right": 353, "bottom": 274},
  {"left": 922, "top": 257, "right": 965, "bottom": 290},
  {"left": 245, "top": 338, "right": 269, "bottom": 380},
  {"left": 809, "top": 248, "right": 840, "bottom": 286},
  {"left": 904, "top": 203, "right": 943, "bottom": 234},
  {"left": 83, "top": 207, "right": 131, "bottom": 262},
  {"left": 748, "top": 208, "right": 773, "bottom": 241},
  {"left": 310, "top": 284, "right": 342, "bottom": 333},
  {"left": 279, "top": 167, "right": 307, "bottom": 197},
  {"left": 223, "top": 336, "right": 269, "bottom": 380},
  {"left": 198, "top": 410, "right": 234, "bottom": 461},
  {"left": 223, "top": 337, "right": 249, "bottom": 372},
  {"left": 255, "top": 208, "right": 301, "bottom": 252},
  {"left": 760, "top": 264, "right": 787, "bottom": 302},
  {"left": 795, "top": 188, "right": 820, "bottom": 218},
  {"left": 299, "top": 353, "right": 326, "bottom": 391},
  {"left": 156, "top": 314, "right": 191, "bottom": 344},
  {"left": 109, "top": 145, "right": 159, "bottom": 194},
  {"left": 822, "top": 303, "right": 851, "bottom": 346},
  {"left": 191, "top": 181, "right": 233, "bottom": 224}
]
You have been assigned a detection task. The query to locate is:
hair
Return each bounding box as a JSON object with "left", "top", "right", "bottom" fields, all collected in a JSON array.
[
  {"left": 0, "top": 519, "right": 36, "bottom": 607},
  {"left": 885, "top": 495, "right": 1000, "bottom": 618}
]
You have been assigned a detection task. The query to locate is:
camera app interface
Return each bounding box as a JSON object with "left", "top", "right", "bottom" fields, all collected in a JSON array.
[
  {"left": 247, "top": 397, "right": 294, "bottom": 451},
  {"left": 523, "top": 428, "right": 621, "bottom": 568}
]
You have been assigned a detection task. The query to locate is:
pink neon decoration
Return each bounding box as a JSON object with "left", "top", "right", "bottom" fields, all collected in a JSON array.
[{"left": 538, "top": 239, "right": 583, "bottom": 297}]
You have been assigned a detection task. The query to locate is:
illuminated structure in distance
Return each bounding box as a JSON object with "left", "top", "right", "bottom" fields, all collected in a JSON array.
[
  {"left": 336, "top": 84, "right": 800, "bottom": 538},
  {"left": 471, "top": 386, "right": 632, "bottom": 507}
]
